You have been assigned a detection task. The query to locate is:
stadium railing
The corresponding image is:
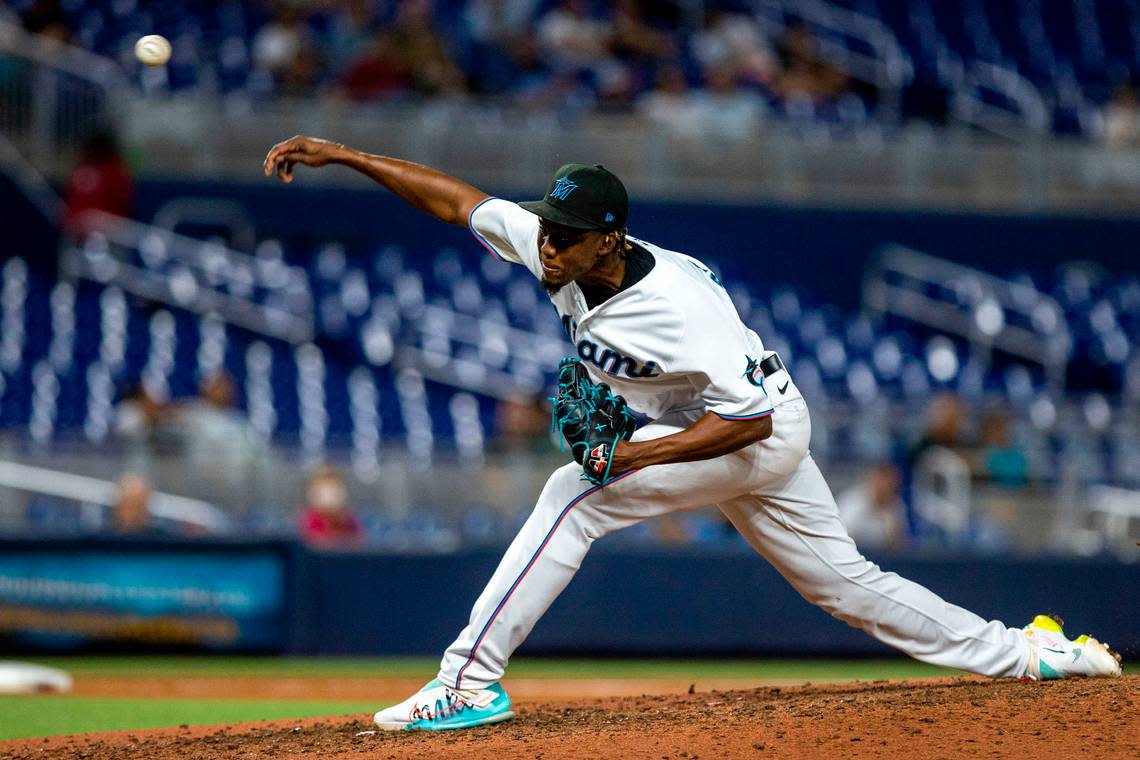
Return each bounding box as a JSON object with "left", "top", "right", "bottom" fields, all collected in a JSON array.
[
  {"left": 862, "top": 244, "right": 1072, "bottom": 389},
  {"left": 753, "top": 0, "right": 914, "bottom": 118},
  {"left": 0, "top": 19, "right": 126, "bottom": 173},
  {"left": 63, "top": 210, "right": 315, "bottom": 344},
  {"left": 951, "top": 61, "right": 1050, "bottom": 138},
  {"left": 402, "top": 302, "right": 566, "bottom": 401},
  {"left": 0, "top": 133, "right": 61, "bottom": 222},
  {"left": 0, "top": 458, "right": 229, "bottom": 533}
]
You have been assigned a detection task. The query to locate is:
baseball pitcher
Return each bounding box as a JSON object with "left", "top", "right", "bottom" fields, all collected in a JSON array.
[{"left": 263, "top": 137, "right": 1121, "bottom": 731}]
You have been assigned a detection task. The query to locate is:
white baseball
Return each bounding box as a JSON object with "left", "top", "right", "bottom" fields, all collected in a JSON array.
[{"left": 134, "top": 34, "right": 172, "bottom": 67}]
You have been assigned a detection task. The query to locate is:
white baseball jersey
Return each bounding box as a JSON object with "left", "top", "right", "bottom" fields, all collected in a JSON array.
[
  {"left": 431, "top": 195, "right": 1029, "bottom": 694},
  {"left": 469, "top": 197, "right": 800, "bottom": 420}
]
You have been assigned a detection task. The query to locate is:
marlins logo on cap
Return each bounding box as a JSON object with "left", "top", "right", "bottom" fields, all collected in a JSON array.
[
  {"left": 550, "top": 176, "right": 578, "bottom": 201},
  {"left": 519, "top": 163, "right": 628, "bottom": 231}
]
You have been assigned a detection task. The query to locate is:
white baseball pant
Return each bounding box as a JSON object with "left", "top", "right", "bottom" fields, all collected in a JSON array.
[{"left": 439, "top": 398, "right": 1029, "bottom": 689}]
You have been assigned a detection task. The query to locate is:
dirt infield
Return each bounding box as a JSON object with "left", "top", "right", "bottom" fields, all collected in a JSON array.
[
  {"left": 62, "top": 672, "right": 833, "bottom": 701},
  {"left": 3, "top": 675, "right": 1136, "bottom": 759}
]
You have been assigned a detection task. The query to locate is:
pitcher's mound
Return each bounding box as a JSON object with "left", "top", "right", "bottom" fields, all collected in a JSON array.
[{"left": 3, "top": 675, "right": 1136, "bottom": 759}]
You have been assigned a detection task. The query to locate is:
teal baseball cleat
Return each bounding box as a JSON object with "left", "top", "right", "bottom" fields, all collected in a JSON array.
[
  {"left": 1022, "top": 614, "right": 1122, "bottom": 680},
  {"left": 373, "top": 678, "right": 514, "bottom": 731}
]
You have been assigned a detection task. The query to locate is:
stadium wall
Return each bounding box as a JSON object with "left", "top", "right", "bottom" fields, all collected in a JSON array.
[
  {"left": 1, "top": 538, "right": 1137, "bottom": 659},
  {"left": 131, "top": 179, "right": 1140, "bottom": 310},
  {"left": 3, "top": 173, "right": 1138, "bottom": 311}
]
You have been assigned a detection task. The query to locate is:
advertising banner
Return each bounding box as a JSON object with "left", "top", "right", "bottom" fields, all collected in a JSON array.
[{"left": 0, "top": 547, "right": 286, "bottom": 650}]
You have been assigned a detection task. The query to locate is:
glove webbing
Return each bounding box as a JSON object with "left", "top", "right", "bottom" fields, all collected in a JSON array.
[{"left": 551, "top": 380, "right": 636, "bottom": 484}]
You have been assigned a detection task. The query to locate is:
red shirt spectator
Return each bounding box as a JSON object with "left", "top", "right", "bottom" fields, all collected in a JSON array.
[
  {"left": 339, "top": 31, "right": 409, "bottom": 101},
  {"left": 63, "top": 131, "right": 134, "bottom": 233},
  {"left": 298, "top": 466, "right": 364, "bottom": 548}
]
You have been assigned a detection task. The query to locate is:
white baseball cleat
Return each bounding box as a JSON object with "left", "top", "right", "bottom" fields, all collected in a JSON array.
[
  {"left": 373, "top": 678, "right": 514, "bottom": 731},
  {"left": 1022, "top": 614, "right": 1122, "bottom": 680}
]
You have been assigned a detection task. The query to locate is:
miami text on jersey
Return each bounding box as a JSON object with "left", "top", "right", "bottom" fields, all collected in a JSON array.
[{"left": 577, "top": 339, "right": 661, "bottom": 378}]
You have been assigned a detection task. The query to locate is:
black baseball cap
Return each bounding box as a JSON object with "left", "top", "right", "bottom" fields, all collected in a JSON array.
[{"left": 519, "top": 163, "right": 628, "bottom": 231}]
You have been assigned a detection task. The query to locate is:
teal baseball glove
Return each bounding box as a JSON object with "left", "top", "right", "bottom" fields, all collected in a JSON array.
[{"left": 552, "top": 357, "right": 637, "bottom": 485}]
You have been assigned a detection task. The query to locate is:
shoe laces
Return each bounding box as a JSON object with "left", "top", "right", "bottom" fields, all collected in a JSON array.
[{"left": 411, "top": 689, "right": 469, "bottom": 722}]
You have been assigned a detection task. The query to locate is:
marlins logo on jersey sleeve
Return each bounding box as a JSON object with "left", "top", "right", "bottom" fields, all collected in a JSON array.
[{"left": 468, "top": 197, "right": 542, "bottom": 278}]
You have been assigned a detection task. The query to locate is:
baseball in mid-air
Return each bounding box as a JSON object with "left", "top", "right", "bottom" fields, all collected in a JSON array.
[{"left": 134, "top": 34, "right": 171, "bottom": 67}]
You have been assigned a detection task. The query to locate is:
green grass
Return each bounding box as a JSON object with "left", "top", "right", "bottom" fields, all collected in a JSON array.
[
  {"left": 0, "top": 696, "right": 376, "bottom": 740},
  {"left": 2, "top": 657, "right": 1134, "bottom": 741},
  {"left": 19, "top": 654, "right": 964, "bottom": 680}
]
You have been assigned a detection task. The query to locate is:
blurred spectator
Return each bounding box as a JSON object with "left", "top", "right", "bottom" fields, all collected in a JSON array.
[
  {"left": 62, "top": 130, "right": 134, "bottom": 234},
  {"left": 513, "top": 65, "right": 594, "bottom": 116},
  {"left": 340, "top": 29, "right": 410, "bottom": 100},
  {"left": 327, "top": 0, "right": 381, "bottom": 77},
  {"left": 493, "top": 393, "right": 550, "bottom": 453},
  {"left": 593, "top": 59, "right": 637, "bottom": 113},
  {"left": 181, "top": 371, "right": 267, "bottom": 507},
  {"left": 691, "top": 7, "right": 777, "bottom": 89},
  {"left": 463, "top": 0, "right": 540, "bottom": 93},
  {"left": 537, "top": 0, "right": 614, "bottom": 71},
  {"left": 773, "top": 21, "right": 849, "bottom": 103},
  {"left": 534, "top": 0, "right": 659, "bottom": 112},
  {"left": 114, "top": 384, "right": 166, "bottom": 443},
  {"left": 391, "top": 0, "right": 466, "bottom": 96},
  {"left": 463, "top": 0, "right": 539, "bottom": 48},
  {"left": 966, "top": 409, "right": 1027, "bottom": 553},
  {"left": 298, "top": 465, "right": 363, "bottom": 547},
  {"left": 114, "top": 384, "right": 181, "bottom": 473},
  {"left": 691, "top": 64, "right": 764, "bottom": 138},
  {"left": 250, "top": 3, "right": 325, "bottom": 96},
  {"left": 903, "top": 393, "right": 972, "bottom": 544},
  {"left": 19, "top": 0, "right": 72, "bottom": 44},
  {"left": 109, "top": 472, "right": 216, "bottom": 538},
  {"left": 610, "top": 0, "right": 676, "bottom": 66},
  {"left": 485, "top": 393, "right": 555, "bottom": 517},
  {"left": 906, "top": 392, "right": 969, "bottom": 466},
  {"left": 110, "top": 473, "right": 154, "bottom": 535},
  {"left": 279, "top": 44, "right": 324, "bottom": 96},
  {"left": 837, "top": 462, "right": 908, "bottom": 552},
  {"left": 503, "top": 35, "right": 555, "bottom": 97},
  {"left": 1104, "top": 79, "right": 1140, "bottom": 147},
  {"left": 638, "top": 64, "right": 699, "bottom": 134},
  {"left": 252, "top": 4, "right": 311, "bottom": 79},
  {"left": 639, "top": 64, "right": 763, "bottom": 139},
  {"left": 182, "top": 371, "right": 259, "bottom": 458},
  {"left": 977, "top": 410, "right": 1029, "bottom": 489}
]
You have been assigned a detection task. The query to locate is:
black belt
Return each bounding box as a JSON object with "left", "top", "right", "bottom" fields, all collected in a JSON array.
[{"left": 759, "top": 352, "right": 784, "bottom": 377}]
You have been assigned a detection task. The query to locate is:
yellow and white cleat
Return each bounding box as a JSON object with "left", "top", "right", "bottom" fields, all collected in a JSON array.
[{"left": 1022, "top": 614, "right": 1122, "bottom": 680}]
